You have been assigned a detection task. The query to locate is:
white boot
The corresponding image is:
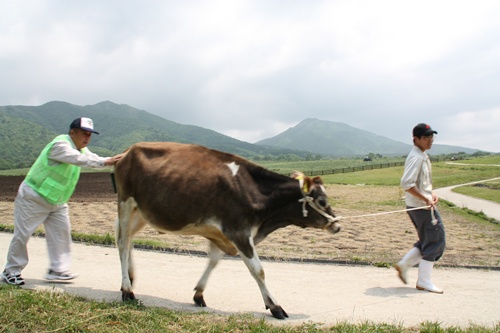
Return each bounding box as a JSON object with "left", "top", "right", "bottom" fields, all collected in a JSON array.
[
  {"left": 416, "top": 259, "right": 443, "bottom": 294},
  {"left": 395, "top": 247, "right": 422, "bottom": 284}
]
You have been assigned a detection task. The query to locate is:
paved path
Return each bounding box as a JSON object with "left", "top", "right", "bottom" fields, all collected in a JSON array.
[
  {"left": 434, "top": 177, "right": 500, "bottom": 221},
  {"left": 1, "top": 233, "right": 499, "bottom": 329}
]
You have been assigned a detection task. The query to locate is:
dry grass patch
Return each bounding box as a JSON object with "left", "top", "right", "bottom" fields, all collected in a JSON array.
[{"left": 1, "top": 184, "right": 498, "bottom": 267}]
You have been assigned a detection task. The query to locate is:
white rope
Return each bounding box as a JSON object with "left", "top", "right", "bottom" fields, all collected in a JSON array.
[
  {"left": 336, "top": 205, "right": 439, "bottom": 225},
  {"left": 295, "top": 179, "right": 438, "bottom": 226}
]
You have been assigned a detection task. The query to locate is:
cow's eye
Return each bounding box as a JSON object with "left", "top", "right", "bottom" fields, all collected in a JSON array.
[{"left": 317, "top": 197, "right": 328, "bottom": 207}]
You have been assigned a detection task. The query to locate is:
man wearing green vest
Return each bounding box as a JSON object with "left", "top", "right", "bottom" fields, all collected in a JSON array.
[{"left": 1, "top": 117, "right": 124, "bottom": 285}]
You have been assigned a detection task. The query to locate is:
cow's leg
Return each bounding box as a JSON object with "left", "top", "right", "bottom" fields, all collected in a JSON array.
[
  {"left": 193, "top": 241, "right": 223, "bottom": 307},
  {"left": 126, "top": 210, "right": 148, "bottom": 285},
  {"left": 117, "top": 198, "right": 146, "bottom": 302},
  {"left": 238, "top": 242, "right": 288, "bottom": 319}
]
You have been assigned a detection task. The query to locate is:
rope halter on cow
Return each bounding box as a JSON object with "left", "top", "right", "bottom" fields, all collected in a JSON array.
[
  {"left": 293, "top": 172, "right": 340, "bottom": 227},
  {"left": 292, "top": 172, "right": 438, "bottom": 228},
  {"left": 292, "top": 172, "right": 439, "bottom": 227}
]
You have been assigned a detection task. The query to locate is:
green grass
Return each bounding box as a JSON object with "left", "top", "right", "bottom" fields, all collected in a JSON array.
[
  {"left": 321, "top": 162, "right": 500, "bottom": 188},
  {"left": 449, "top": 155, "right": 500, "bottom": 165},
  {"left": 432, "top": 163, "right": 500, "bottom": 189},
  {"left": 452, "top": 180, "right": 500, "bottom": 204},
  {"left": 439, "top": 200, "right": 499, "bottom": 226},
  {"left": 0, "top": 285, "right": 497, "bottom": 333}
]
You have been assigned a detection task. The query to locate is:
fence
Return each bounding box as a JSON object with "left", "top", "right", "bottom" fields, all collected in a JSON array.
[
  {"left": 299, "top": 161, "right": 405, "bottom": 176},
  {"left": 285, "top": 156, "right": 468, "bottom": 177}
]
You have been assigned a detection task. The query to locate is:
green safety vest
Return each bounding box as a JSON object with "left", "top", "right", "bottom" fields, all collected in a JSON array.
[{"left": 25, "top": 135, "right": 86, "bottom": 204}]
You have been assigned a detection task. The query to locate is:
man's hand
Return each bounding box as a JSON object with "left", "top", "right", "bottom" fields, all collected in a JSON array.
[
  {"left": 431, "top": 192, "right": 439, "bottom": 206},
  {"left": 104, "top": 153, "right": 125, "bottom": 166}
]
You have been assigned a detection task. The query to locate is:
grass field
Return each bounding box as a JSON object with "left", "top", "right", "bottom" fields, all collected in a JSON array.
[{"left": 321, "top": 161, "right": 499, "bottom": 188}]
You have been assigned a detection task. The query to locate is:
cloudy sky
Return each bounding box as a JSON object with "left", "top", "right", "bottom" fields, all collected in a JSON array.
[{"left": 1, "top": 0, "right": 499, "bottom": 152}]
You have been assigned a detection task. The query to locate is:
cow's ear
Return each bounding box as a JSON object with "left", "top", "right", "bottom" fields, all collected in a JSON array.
[
  {"left": 292, "top": 171, "right": 311, "bottom": 193},
  {"left": 303, "top": 177, "right": 312, "bottom": 193},
  {"left": 312, "top": 176, "right": 323, "bottom": 185},
  {"left": 291, "top": 171, "right": 304, "bottom": 180}
]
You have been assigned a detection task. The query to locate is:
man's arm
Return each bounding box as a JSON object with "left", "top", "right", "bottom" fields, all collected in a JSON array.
[
  {"left": 406, "top": 187, "right": 438, "bottom": 208},
  {"left": 49, "top": 141, "right": 111, "bottom": 167}
]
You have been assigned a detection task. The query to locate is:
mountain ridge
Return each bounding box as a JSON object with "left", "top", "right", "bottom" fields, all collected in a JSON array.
[
  {"left": 256, "top": 118, "right": 478, "bottom": 157},
  {"left": 0, "top": 101, "right": 481, "bottom": 169},
  {"left": 256, "top": 118, "right": 410, "bottom": 156},
  {"left": 0, "top": 101, "right": 310, "bottom": 169}
]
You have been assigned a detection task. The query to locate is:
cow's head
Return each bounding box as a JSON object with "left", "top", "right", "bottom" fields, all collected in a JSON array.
[{"left": 293, "top": 172, "right": 341, "bottom": 234}]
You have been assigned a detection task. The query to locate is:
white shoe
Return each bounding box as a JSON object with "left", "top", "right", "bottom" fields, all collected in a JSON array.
[
  {"left": 1, "top": 270, "right": 25, "bottom": 285},
  {"left": 395, "top": 247, "right": 422, "bottom": 284},
  {"left": 416, "top": 259, "right": 443, "bottom": 294},
  {"left": 44, "top": 270, "right": 79, "bottom": 281}
]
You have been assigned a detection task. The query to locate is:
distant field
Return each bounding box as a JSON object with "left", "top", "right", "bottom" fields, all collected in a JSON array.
[
  {"left": 321, "top": 162, "right": 499, "bottom": 188},
  {"left": 0, "top": 157, "right": 403, "bottom": 176},
  {"left": 256, "top": 157, "right": 405, "bottom": 175},
  {"left": 449, "top": 155, "right": 500, "bottom": 165},
  {"left": 255, "top": 156, "right": 500, "bottom": 188},
  {"left": 1, "top": 156, "right": 498, "bottom": 190}
]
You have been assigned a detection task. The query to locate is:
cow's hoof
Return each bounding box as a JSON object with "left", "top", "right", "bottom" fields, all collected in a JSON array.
[
  {"left": 122, "top": 290, "right": 136, "bottom": 302},
  {"left": 270, "top": 306, "right": 289, "bottom": 319},
  {"left": 193, "top": 295, "right": 207, "bottom": 307}
]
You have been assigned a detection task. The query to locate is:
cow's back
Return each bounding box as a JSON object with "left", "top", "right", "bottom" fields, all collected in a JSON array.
[{"left": 114, "top": 142, "right": 266, "bottom": 232}]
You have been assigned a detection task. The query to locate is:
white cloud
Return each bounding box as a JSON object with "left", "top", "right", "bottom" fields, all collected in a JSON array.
[
  {"left": 1, "top": 0, "right": 500, "bottom": 152},
  {"left": 439, "top": 108, "right": 500, "bottom": 152},
  {"left": 221, "top": 119, "right": 295, "bottom": 144}
]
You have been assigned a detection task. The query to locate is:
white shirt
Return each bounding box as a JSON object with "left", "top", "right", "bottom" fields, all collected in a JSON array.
[
  {"left": 48, "top": 139, "right": 108, "bottom": 168},
  {"left": 400, "top": 145, "right": 433, "bottom": 207}
]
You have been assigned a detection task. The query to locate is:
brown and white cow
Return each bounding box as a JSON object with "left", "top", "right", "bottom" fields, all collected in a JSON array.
[{"left": 114, "top": 142, "right": 341, "bottom": 319}]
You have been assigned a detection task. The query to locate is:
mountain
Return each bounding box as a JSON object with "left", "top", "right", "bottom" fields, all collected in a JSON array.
[
  {"left": 0, "top": 102, "right": 482, "bottom": 170},
  {"left": 0, "top": 101, "right": 307, "bottom": 169},
  {"left": 256, "top": 118, "right": 480, "bottom": 157}
]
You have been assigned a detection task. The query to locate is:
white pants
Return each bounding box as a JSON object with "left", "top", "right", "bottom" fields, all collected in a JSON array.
[{"left": 4, "top": 182, "right": 72, "bottom": 275}]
